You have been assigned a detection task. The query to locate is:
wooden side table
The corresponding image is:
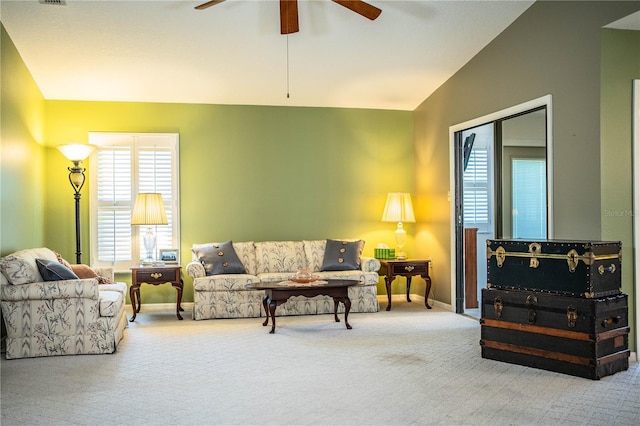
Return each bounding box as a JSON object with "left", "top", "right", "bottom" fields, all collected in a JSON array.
[
  {"left": 379, "top": 259, "right": 432, "bottom": 311},
  {"left": 130, "top": 265, "right": 184, "bottom": 321}
]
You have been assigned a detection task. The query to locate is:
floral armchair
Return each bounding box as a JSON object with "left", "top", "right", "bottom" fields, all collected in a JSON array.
[{"left": 0, "top": 247, "right": 127, "bottom": 359}]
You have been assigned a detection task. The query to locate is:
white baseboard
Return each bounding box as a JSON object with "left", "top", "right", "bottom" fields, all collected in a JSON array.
[
  {"left": 126, "top": 302, "right": 193, "bottom": 314},
  {"left": 376, "top": 294, "right": 453, "bottom": 311}
]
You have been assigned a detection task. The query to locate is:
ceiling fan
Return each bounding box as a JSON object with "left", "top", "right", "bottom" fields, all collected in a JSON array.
[{"left": 195, "top": 0, "right": 382, "bottom": 34}]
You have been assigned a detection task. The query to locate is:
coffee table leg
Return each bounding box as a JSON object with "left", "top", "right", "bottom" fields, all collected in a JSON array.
[
  {"left": 268, "top": 300, "right": 277, "bottom": 334},
  {"left": 332, "top": 297, "right": 352, "bottom": 329},
  {"left": 343, "top": 297, "right": 352, "bottom": 330}
]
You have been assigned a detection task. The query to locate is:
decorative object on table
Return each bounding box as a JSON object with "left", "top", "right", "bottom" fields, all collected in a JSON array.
[
  {"left": 374, "top": 244, "right": 395, "bottom": 260},
  {"left": 57, "top": 143, "right": 97, "bottom": 264},
  {"left": 131, "top": 193, "right": 168, "bottom": 266},
  {"left": 381, "top": 192, "right": 415, "bottom": 260},
  {"left": 290, "top": 268, "right": 319, "bottom": 283},
  {"left": 159, "top": 248, "right": 180, "bottom": 264}
]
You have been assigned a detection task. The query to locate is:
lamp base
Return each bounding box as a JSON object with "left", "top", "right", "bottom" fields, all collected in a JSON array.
[
  {"left": 394, "top": 222, "right": 408, "bottom": 260},
  {"left": 143, "top": 226, "right": 157, "bottom": 265}
]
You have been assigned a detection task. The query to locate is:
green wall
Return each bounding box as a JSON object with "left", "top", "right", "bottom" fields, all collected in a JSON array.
[
  {"left": 413, "top": 1, "right": 640, "bottom": 350},
  {"left": 601, "top": 28, "right": 640, "bottom": 350},
  {"left": 43, "top": 101, "right": 414, "bottom": 303},
  {"left": 0, "top": 24, "right": 47, "bottom": 254}
]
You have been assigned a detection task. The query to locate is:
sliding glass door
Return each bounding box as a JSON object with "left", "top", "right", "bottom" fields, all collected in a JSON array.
[{"left": 453, "top": 103, "right": 551, "bottom": 315}]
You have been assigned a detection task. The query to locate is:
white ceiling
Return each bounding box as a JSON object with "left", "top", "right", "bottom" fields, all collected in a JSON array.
[
  {"left": 2, "top": 0, "right": 539, "bottom": 111},
  {"left": 605, "top": 10, "right": 640, "bottom": 31}
]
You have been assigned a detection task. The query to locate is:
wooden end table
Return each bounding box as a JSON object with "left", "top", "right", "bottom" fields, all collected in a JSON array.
[
  {"left": 130, "top": 265, "right": 184, "bottom": 321},
  {"left": 379, "top": 259, "right": 432, "bottom": 311}
]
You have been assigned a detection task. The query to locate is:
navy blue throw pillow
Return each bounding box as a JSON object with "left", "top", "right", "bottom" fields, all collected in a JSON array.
[
  {"left": 36, "top": 258, "right": 79, "bottom": 281},
  {"left": 193, "top": 241, "right": 246, "bottom": 275},
  {"left": 320, "top": 239, "right": 363, "bottom": 271}
]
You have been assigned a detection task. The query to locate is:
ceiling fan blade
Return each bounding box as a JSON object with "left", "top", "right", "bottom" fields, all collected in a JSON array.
[
  {"left": 280, "top": 0, "right": 299, "bottom": 34},
  {"left": 331, "top": 0, "right": 381, "bottom": 20},
  {"left": 194, "top": 0, "right": 225, "bottom": 11}
]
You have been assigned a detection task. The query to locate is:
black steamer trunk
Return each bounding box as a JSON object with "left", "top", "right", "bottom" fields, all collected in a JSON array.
[
  {"left": 480, "top": 288, "right": 629, "bottom": 380},
  {"left": 486, "top": 240, "right": 622, "bottom": 298}
]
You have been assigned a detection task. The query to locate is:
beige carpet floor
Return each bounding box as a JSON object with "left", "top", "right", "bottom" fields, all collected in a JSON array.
[{"left": 1, "top": 297, "right": 639, "bottom": 425}]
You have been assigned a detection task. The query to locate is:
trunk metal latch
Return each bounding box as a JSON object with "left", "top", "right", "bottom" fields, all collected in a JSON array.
[
  {"left": 528, "top": 242, "right": 541, "bottom": 268},
  {"left": 598, "top": 264, "right": 616, "bottom": 275},
  {"left": 526, "top": 294, "right": 537, "bottom": 324},
  {"left": 567, "top": 249, "right": 579, "bottom": 272},
  {"left": 495, "top": 246, "right": 506, "bottom": 268},
  {"left": 493, "top": 297, "right": 503, "bottom": 319},
  {"left": 567, "top": 305, "right": 577, "bottom": 328}
]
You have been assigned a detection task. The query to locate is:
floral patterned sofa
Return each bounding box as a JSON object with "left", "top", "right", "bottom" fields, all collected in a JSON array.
[
  {"left": 0, "top": 247, "right": 127, "bottom": 359},
  {"left": 186, "top": 240, "right": 380, "bottom": 320}
]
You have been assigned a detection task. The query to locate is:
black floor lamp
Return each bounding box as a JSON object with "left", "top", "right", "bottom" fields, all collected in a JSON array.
[{"left": 58, "top": 143, "right": 96, "bottom": 264}]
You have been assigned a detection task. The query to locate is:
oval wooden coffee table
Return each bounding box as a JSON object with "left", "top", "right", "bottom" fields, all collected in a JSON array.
[{"left": 246, "top": 279, "right": 360, "bottom": 333}]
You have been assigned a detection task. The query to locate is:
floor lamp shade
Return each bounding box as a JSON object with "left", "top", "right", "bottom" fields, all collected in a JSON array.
[
  {"left": 58, "top": 144, "right": 96, "bottom": 164},
  {"left": 381, "top": 192, "right": 415, "bottom": 259},
  {"left": 132, "top": 193, "right": 168, "bottom": 264}
]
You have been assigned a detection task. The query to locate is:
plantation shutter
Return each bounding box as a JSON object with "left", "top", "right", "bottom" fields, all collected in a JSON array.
[
  {"left": 137, "top": 138, "right": 174, "bottom": 260},
  {"left": 463, "top": 147, "right": 490, "bottom": 233},
  {"left": 96, "top": 145, "right": 133, "bottom": 264}
]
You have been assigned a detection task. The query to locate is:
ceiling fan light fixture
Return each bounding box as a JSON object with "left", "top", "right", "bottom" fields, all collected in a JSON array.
[{"left": 195, "top": 0, "right": 382, "bottom": 34}]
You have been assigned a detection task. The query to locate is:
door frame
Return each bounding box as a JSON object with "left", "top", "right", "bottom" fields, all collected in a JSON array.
[
  {"left": 448, "top": 95, "right": 554, "bottom": 312},
  {"left": 632, "top": 79, "right": 639, "bottom": 355}
]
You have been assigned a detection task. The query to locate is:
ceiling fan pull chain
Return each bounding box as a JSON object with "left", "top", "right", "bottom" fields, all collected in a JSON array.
[{"left": 286, "top": 34, "right": 290, "bottom": 99}]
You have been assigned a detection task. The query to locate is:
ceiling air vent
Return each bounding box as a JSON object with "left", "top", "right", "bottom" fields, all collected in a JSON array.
[{"left": 39, "top": 0, "right": 67, "bottom": 5}]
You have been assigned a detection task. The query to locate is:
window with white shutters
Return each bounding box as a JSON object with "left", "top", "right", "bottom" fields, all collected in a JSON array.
[
  {"left": 463, "top": 147, "right": 489, "bottom": 226},
  {"left": 89, "top": 133, "right": 180, "bottom": 271},
  {"left": 462, "top": 127, "right": 493, "bottom": 234}
]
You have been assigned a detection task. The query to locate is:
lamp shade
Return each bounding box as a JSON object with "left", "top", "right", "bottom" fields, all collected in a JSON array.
[
  {"left": 58, "top": 144, "right": 96, "bottom": 162},
  {"left": 131, "top": 193, "right": 168, "bottom": 225},
  {"left": 381, "top": 192, "right": 416, "bottom": 223}
]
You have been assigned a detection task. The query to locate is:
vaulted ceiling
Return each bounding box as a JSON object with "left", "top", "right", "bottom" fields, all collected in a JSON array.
[{"left": 2, "top": 1, "right": 538, "bottom": 110}]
